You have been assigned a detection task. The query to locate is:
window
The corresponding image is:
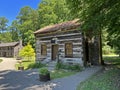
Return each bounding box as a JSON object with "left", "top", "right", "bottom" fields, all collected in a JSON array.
[
  {"left": 41, "top": 44, "right": 47, "bottom": 56},
  {"left": 65, "top": 42, "right": 73, "bottom": 57}
]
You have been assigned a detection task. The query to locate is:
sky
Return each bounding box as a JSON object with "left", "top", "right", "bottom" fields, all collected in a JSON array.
[{"left": 0, "top": 0, "right": 41, "bottom": 25}]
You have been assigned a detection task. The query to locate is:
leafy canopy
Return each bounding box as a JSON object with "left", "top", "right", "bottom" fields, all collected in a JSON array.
[{"left": 66, "top": 0, "right": 120, "bottom": 34}]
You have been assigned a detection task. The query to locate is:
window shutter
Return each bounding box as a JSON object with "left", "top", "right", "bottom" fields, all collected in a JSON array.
[
  {"left": 41, "top": 44, "right": 47, "bottom": 56},
  {"left": 65, "top": 43, "right": 73, "bottom": 57}
]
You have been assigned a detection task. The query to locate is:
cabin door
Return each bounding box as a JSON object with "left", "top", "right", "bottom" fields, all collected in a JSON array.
[
  {"left": 3, "top": 52, "right": 6, "bottom": 57},
  {"left": 51, "top": 44, "right": 58, "bottom": 60}
]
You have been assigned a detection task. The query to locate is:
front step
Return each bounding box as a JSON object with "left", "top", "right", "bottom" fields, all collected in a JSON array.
[{"left": 46, "top": 61, "right": 57, "bottom": 71}]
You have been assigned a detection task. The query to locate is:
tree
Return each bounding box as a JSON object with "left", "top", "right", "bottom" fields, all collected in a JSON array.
[
  {"left": 9, "top": 20, "right": 20, "bottom": 41},
  {"left": 38, "top": 0, "right": 73, "bottom": 28},
  {"left": 66, "top": 0, "right": 120, "bottom": 32},
  {"left": 66, "top": 0, "right": 120, "bottom": 64},
  {"left": 19, "top": 43, "right": 35, "bottom": 61},
  {"left": 0, "top": 17, "right": 12, "bottom": 42},
  {"left": 107, "top": 34, "right": 120, "bottom": 57},
  {"left": 16, "top": 6, "right": 39, "bottom": 46},
  {"left": 0, "top": 17, "right": 8, "bottom": 33},
  {"left": 0, "top": 32, "right": 12, "bottom": 42}
]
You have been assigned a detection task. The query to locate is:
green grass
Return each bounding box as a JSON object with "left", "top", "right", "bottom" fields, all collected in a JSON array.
[
  {"left": 0, "top": 59, "right": 3, "bottom": 63},
  {"left": 103, "top": 56, "right": 120, "bottom": 68},
  {"left": 50, "top": 70, "right": 78, "bottom": 79},
  {"left": 77, "top": 56, "right": 120, "bottom": 90},
  {"left": 77, "top": 68, "right": 120, "bottom": 90},
  {"left": 15, "top": 59, "right": 45, "bottom": 70}
]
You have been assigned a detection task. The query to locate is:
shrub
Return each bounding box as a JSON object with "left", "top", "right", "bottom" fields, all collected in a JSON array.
[
  {"left": 0, "top": 59, "right": 3, "bottom": 63},
  {"left": 39, "top": 67, "right": 49, "bottom": 75},
  {"left": 19, "top": 43, "right": 35, "bottom": 61},
  {"left": 27, "top": 62, "right": 45, "bottom": 69},
  {"left": 67, "top": 64, "right": 82, "bottom": 71},
  {"left": 55, "top": 62, "right": 82, "bottom": 71},
  {"left": 55, "top": 62, "right": 64, "bottom": 70}
]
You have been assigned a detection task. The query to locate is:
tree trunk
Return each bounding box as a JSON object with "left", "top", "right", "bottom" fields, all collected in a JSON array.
[
  {"left": 88, "top": 40, "right": 94, "bottom": 65},
  {"left": 99, "top": 30, "right": 104, "bottom": 65}
]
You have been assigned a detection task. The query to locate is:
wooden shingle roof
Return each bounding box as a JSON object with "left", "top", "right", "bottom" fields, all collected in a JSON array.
[
  {"left": 34, "top": 19, "right": 80, "bottom": 34},
  {"left": 0, "top": 42, "right": 19, "bottom": 47}
]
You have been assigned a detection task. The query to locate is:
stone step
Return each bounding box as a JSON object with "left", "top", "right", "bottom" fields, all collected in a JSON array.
[{"left": 47, "top": 62, "right": 56, "bottom": 67}]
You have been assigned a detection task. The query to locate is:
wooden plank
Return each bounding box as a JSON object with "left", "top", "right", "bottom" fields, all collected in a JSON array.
[{"left": 58, "top": 38, "right": 82, "bottom": 42}]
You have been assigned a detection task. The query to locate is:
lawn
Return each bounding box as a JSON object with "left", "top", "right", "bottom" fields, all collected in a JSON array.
[
  {"left": 77, "top": 56, "right": 120, "bottom": 90},
  {"left": 0, "top": 59, "right": 3, "bottom": 63},
  {"left": 16, "top": 59, "right": 79, "bottom": 79},
  {"left": 15, "top": 59, "right": 45, "bottom": 70},
  {"left": 50, "top": 70, "right": 78, "bottom": 79}
]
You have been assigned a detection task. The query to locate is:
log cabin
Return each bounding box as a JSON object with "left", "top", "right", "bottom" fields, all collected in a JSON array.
[
  {"left": 34, "top": 19, "right": 102, "bottom": 66},
  {"left": 0, "top": 40, "right": 23, "bottom": 58}
]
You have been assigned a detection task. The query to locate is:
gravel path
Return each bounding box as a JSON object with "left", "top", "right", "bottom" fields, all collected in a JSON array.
[
  {"left": 0, "top": 58, "right": 17, "bottom": 71},
  {"left": 0, "top": 65, "right": 103, "bottom": 90}
]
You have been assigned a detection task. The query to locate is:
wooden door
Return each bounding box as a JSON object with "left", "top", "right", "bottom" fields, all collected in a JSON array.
[
  {"left": 3, "top": 52, "right": 6, "bottom": 57},
  {"left": 51, "top": 44, "right": 58, "bottom": 60}
]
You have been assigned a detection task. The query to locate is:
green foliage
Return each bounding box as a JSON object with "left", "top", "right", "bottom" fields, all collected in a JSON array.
[
  {"left": 102, "top": 45, "right": 115, "bottom": 55},
  {"left": 27, "top": 62, "right": 45, "bottom": 69},
  {"left": 16, "top": 59, "right": 45, "bottom": 70},
  {"left": 77, "top": 56, "right": 120, "bottom": 90},
  {"left": 9, "top": 20, "right": 20, "bottom": 41},
  {"left": 107, "top": 34, "right": 120, "bottom": 56},
  {"left": 0, "top": 17, "right": 13, "bottom": 42},
  {"left": 0, "top": 17, "right": 8, "bottom": 33},
  {"left": 19, "top": 43, "right": 35, "bottom": 60},
  {"left": 66, "top": 0, "right": 120, "bottom": 64},
  {"left": 50, "top": 70, "right": 77, "bottom": 79},
  {"left": 0, "top": 1, "right": 72, "bottom": 45},
  {"left": 16, "top": 6, "right": 40, "bottom": 46},
  {"left": 56, "top": 62, "right": 82, "bottom": 71},
  {"left": 55, "top": 62, "right": 64, "bottom": 70},
  {"left": 39, "top": 67, "right": 49, "bottom": 75},
  {"left": 103, "top": 56, "right": 120, "bottom": 68},
  {"left": 0, "top": 59, "right": 3, "bottom": 63},
  {"left": 67, "top": 0, "right": 120, "bottom": 32},
  {"left": 38, "top": 0, "right": 73, "bottom": 28},
  {"left": 77, "top": 68, "right": 120, "bottom": 90},
  {"left": 0, "top": 32, "right": 13, "bottom": 42}
]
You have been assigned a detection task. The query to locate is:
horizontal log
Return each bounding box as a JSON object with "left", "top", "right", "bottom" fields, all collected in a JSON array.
[{"left": 36, "top": 33, "right": 81, "bottom": 40}]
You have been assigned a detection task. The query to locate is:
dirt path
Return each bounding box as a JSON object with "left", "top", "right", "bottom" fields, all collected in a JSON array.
[{"left": 0, "top": 58, "right": 17, "bottom": 71}]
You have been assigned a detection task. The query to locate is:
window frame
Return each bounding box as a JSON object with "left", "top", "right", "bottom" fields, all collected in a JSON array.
[
  {"left": 65, "top": 42, "right": 73, "bottom": 58},
  {"left": 41, "top": 44, "right": 47, "bottom": 56}
]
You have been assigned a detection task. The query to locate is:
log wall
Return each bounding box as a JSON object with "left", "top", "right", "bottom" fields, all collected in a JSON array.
[{"left": 35, "top": 29, "right": 84, "bottom": 66}]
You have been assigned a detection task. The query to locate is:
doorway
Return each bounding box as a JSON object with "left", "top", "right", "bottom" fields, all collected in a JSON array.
[
  {"left": 51, "top": 44, "right": 58, "bottom": 60},
  {"left": 3, "top": 52, "right": 6, "bottom": 57}
]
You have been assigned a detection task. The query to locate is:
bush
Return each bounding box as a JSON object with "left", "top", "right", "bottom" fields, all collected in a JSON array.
[
  {"left": 27, "top": 62, "right": 45, "bottom": 69},
  {"left": 102, "top": 45, "right": 115, "bottom": 55},
  {"left": 39, "top": 67, "right": 49, "bottom": 75},
  {"left": 55, "top": 62, "right": 82, "bottom": 71},
  {"left": 55, "top": 62, "right": 64, "bottom": 70},
  {"left": 0, "top": 59, "right": 3, "bottom": 63},
  {"left": 67, "top": 64, "right": 82, "bottom": 71}
]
